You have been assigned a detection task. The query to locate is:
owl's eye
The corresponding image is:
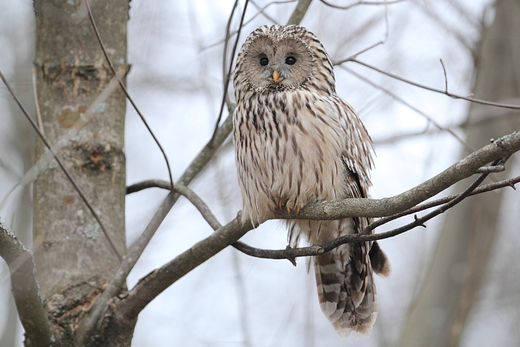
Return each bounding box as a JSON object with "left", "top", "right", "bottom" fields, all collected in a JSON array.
[
  {"left": 259, "top": 57, "right": 269, "bottom": 66},
  {"left": 285, "top": 56, "right": 296, "bottom": 65}
]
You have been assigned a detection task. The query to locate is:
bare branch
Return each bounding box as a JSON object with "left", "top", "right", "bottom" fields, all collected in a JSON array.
[
  {"left": 236, "top": 158, "right": 498, "bottom": 261},
  {"left": 440, "top": 58, "right": 448, "bottom": 94},
  {"left": 127, "top": 180, "right": 222, "bottom": 230},
  {"left": 340, "top": 2, "right": 390, "bottom": 60},
  {"left": 116, "top": 214, "right": 253, "bottom": 319},
  {"left": 212, "top": 0, "right": 251, "bottom": 141},
  {"left": 113, "top": 131, "right": 520, "bottom": 318},
  {"left": 232, "top": 174, "right": 520, "bottom": 261},
  {"left": 0, "top": 224, "right": 54, "bottom": 347},
  {"left": 320, "top": 0, "right": 406, "bottom": 10},
  {"left": 347, "top": 59, "right": 520, "bottom": 110},
  {"left": 278, "top": 132, "right": 520, "bottom": 221},
  {"left": 340, "top": 65, "right": 474, "bottom": 152},
  {"left": 287, "top": 0, "right": 313, "bottom": 25},
  {"left": 250, "top": 0, "right": 295, "bottom": 24}
]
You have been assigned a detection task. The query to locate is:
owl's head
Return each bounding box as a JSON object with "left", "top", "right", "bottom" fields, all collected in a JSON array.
[{"left": 234, "top": 25, "right": 336, "bottom": 95}]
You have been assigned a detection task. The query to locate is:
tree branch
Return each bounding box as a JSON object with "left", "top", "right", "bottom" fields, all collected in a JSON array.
[
  {"left": 114, "top": 131, "right": 520, "bottom": 317},
  {"left": 0, "top": 224, "right": 54, "bottom": 347},
  {"left": 287, "top": 0, "right": 313, "bottom": 25},
  {"left": 127, "top": 173, "right": 520, "bottom": 263},
  {"left": 116, "top": 215, "right": 253, "bottom": 318},
  {"left": 232, "top": 174, "right": 520, "bottom": 262},
  {"left": 212, "top": 0, "right": 250, "bottom": 140},
  {"left": 127, "top": 180, "right": 221, "bottom": 230},
  {"left": 320, "top": 0, "right": 406, "bottom": 10},
  {"left": 277, "top": 132, "right": 520, "bottom": 221},
  {"left": 337, "top": 59, "right": 520, "bottom": 110}
]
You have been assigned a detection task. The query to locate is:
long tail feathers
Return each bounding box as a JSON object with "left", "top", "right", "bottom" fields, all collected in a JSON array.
[{"left": 314, "top": 240, "right": 390, "bottom": 338}]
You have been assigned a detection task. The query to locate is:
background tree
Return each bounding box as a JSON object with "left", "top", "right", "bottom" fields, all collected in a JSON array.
[
  {"left": 399, "top": 0, "right": 520, "bottom": 345},
  {"left": 1, "top": 0, "right": 519, "bottom": 346}
]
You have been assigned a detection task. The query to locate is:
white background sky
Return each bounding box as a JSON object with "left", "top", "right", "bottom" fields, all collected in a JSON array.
[{"left": 3, "top": 0, "right": 520, "bottom": 346}]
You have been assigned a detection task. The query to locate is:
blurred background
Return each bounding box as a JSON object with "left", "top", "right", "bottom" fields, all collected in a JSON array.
[{"left": 1, "top": 0, "right": 519, "bottom": 346}]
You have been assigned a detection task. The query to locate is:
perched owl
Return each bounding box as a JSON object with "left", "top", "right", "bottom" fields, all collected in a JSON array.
[{"left": 233, "top": 25, "right": 390, "bottom": 338}]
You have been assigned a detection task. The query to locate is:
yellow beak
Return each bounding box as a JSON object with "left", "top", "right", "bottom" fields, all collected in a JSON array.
[{"left": 272, "top": 70, "right": 280, "bottom": 83}]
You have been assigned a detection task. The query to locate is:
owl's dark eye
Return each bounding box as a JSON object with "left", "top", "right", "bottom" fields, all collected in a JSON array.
[
  {"left": 285, "top": 56, "right": 296, "bottom": 65},
  {"left": 259, "top": 57, "right": 269, "bottom": 66}
]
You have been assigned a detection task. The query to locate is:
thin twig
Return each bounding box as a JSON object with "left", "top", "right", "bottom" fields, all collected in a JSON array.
[
  {"left": 201, "top": 1, "right": 295, "bottom": 53},
  {"left": 339, "top": 65, "right": 474, "bottom": 153},
  {"left": 0, "top": 70, "right": 122, "bottom": 262},
  {"left": 250, "top": 0, "right": 294, "bottom": 24},
  {"left": 84, "top": 0, "right": 174, "bottom": 189},
  {"left": 211, "top": 0, "right": 251, "bottom": 142},
  {"left": 320, "top": 0, "right": 405, "bottom": 10},
  {"left": 31, "top": 68, "right": 44, "bottom": 135},
  {"left": 346, "top": 59, "right": 520, "bottom": 110},
  {"left": 440, "top": 58, "right": 448, "bottom": 94},
  {"left": 221, "top": 0, "right": 240, "bottom": 88}
]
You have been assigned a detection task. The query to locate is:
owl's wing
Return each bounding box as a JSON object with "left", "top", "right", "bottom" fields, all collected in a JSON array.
[
  {"left": 332, "top": 95, "right": 390, "bottom": 278},
  {"left": 312, "top": 96, "right": 390, "bottom": 337}
]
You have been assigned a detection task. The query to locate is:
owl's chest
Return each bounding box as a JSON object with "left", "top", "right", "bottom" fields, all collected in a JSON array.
[
  {"left": 235, "top": 94, "right": 347, "bottom": 195},
  {"left": 235, "top": 94, "right": 344, "bottom": 154}
]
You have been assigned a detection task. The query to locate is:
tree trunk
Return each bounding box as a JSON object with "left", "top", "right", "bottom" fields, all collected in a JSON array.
[
  {"left": 32, "top": 0, "right": 128, "bottom": 345},
  {"left": 398, "top": 1, "right": 520, "bottom": 346}
]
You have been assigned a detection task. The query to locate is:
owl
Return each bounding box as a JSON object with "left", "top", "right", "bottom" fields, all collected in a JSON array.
[{"left": 233, "top": 25, "right": 390, "bottom": 338}]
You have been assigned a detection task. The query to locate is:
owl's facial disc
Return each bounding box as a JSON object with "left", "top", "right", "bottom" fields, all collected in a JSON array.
[{"left": 245, "top": 36, "right": 315, "bottom": 90}]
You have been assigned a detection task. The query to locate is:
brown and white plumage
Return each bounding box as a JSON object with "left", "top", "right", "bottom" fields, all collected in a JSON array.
[{"left": 233, "top": 25, "right": 390, "bottom": 338}]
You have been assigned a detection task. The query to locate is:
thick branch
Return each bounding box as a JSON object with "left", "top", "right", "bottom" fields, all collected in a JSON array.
[
  {"left": 116, "top": 215, "right": 252, "bottom": 318},
  {"left": 128, "top": 175, "right": 520, "bottom": 264},
  {"left": 234, "top": 163, "right": 499, "bottom": 261},
  {"left": 0, "top": 224, "right": 54, "bottom": 347},
  {"left": 278, "top": 132, "right": 520, "bottom": 220}
]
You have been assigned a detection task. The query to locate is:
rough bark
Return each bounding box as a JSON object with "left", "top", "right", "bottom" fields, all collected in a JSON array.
[
  {"left": 399, "top": 1, "right": 520, "bottom": 346},
  {"left": 31, "top": 0, "right": 129, "bottom": 345}
]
